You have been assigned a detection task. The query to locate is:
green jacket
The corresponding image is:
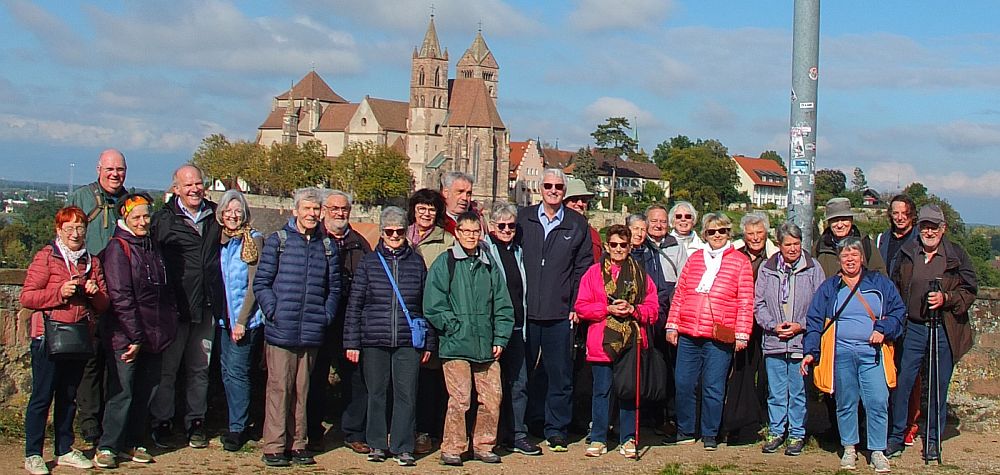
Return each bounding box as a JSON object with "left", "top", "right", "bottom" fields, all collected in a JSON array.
[
  {"left": 66, "top": 182, "right": 128, "bottom": 253},
  {"left": 423, "top": 242, "right": 514, "bottom": 363}
]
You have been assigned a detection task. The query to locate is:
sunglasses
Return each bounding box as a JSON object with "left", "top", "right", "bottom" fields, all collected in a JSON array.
[
  {"left": 705, "top": 228, "right": 730, "bottom": 236},
  {"left": 674, "top": 213, "right": 693, "bottom": 220},
  {"left": 495, "top": 222, "right": 515, "bottom": 230},
  {"left": 543, "top": 183, "right": 565, "bottom": 191},
  {"left": 383, "top": 228, "right": 405, "bottom": 237},
  {"left": 607, "top": 241, "right": 629, "bottom": 249}
]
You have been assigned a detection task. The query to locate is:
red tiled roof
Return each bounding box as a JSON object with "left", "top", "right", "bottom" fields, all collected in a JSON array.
[
  {"left": 276, "top": 71, "right": 348, "bottom": 103},
  {"left": 594, "top": 152, "right": 662, "bottom": 180},
  {"left": 541, "top": 148, "right": 574, "bottom": 169},
  {"left": 259, "top": 107, "right": 287, "bottom": 130},
  {"left": 732, "top": 155, "right": 787, "bottom": 187},
  {"left": 509, "top": 141, "right": 528, "bottom": 171},
  {"left": 366, "top": 97, "right": 409, "bottom": 132},
  {"left": 446, "top": 78, "right": 504, "bottom": 128},
  {"left": 389, "top": 136, "right": 407, "bottom": 155},
  {"left": 316, "top": 103, "right": 359, "bottom": 132}
]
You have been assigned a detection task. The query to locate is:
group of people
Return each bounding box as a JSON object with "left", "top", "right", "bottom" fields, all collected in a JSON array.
[{"left": 19, "top": 153, "right": 978, "bottom": 473}]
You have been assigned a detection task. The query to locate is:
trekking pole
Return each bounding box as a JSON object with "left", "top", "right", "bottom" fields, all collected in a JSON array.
[
  {"left": 925, "top": 278, "right": 943, "bottom": 465},
  {"left": 634, "top": 325, "right": 642, "bottom": 461}
]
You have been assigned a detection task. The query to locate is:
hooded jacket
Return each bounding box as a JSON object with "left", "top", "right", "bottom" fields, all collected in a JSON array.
[
  {"left": 516, "top": 204, "right": 594, "bottom": 321},
  {"left": 754, "top": 251, "right": 826, "bottom": 356}
]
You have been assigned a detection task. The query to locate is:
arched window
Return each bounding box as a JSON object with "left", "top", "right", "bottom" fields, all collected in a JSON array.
[
  {"left": 434, "top": 66, "right": 440, "bottom": 87},
  {"left": 418, "top": 68, "right": 425, "bottom": 86},
  {"left": 472, "top": 138, "right": 481, "bottom": 180},
  {"left": 361, "top": 117, "right": 367, "bottom": 127}
]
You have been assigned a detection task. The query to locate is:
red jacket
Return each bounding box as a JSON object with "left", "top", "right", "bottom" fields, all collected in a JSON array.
[
  {"left": 666, "top": 245, "right": 754, "bottom": 341},
  {"left": 20, "top": 243, "right": 110, "bottom": 338},
  {"left": 574, "top": 260, "right": 659, "bottom": 363}
]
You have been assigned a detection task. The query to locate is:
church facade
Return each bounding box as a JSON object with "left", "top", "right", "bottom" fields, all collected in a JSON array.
[{"left": 257, "top": 16, "right": 510, "bottom": 203}]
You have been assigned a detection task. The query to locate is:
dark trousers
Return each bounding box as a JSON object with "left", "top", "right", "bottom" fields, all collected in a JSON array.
[
  {"left": 362, "top": 347, "right": 420, "bottom": 454},
  {"left": 308, "top": 326, "right": 368, "bottom": 444},
  {"left": 25, "top": 339, "right": 85, "bottom": 457},
  {"left": 889, "top": 321, "right": 954, "bottom": 447},
  {"left": 335, "top": 352, "right": 369, "bottom": 443},
  {"left": 416, "top": 364, "right": 447, "bottom": 438},
  {"left": 526, "top": 318, "right": 574, "bottom": 439},
  {"left": 75, "top": 330, "right": 105, "bottom": 440},
  {"left": 499, "top": 328, "right": 530, "bottom": 443},
  {"left": 306, "top": 332, "right": 335, "bottom": 443},
  {"left": 99, "top": 349, "right": 163, "bottom": 454}
]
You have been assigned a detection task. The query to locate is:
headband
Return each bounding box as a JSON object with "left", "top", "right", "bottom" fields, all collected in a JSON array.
[{"left": 121, "top": 194, "right": 152, "bottom": 217}]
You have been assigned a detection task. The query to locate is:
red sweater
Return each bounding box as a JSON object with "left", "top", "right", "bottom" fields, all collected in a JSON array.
[{"left": 666, "top": 245, "right": 754, "bottom": 341}]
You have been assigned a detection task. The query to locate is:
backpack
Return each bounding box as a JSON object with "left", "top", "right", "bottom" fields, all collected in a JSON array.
[
  {"left": 276, "top": 229, "right": 333, "bottom": 258},
  {"left": 85, "top": 183, "right": 113, "bottom": 226}
]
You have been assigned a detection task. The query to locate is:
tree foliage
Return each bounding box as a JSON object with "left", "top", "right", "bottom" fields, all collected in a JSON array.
[
  {"left": 572, "top": 147, "right": 599, "bottom": 192},
  {"left": 851, "top": 167, "right": 868, "bottom": 192},
  {"left": 0, "top": 199, "right": 65, "bottom": 268},
  {"left": 815, "top": 169, "right": 847, "bottom": 204},
  {"left": 191, "top": 135, "right": 331, "bottom": 196},
  {"left": 591, "top": 117, "right": 641, "bottom": 161},
  {"left": 329, "top": 141, "right": 414, "bottom": 205},
  {"left": 760, "top": 150, "right": 786, "bottom": 171},
  {"left": 661, "top": 145, "right": 743, "bottom": 211}
]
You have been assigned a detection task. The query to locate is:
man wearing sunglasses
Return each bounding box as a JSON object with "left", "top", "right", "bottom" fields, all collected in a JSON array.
[
  {"left": 516, "top": 168, "right": 594, "bottom": 452},
  {"left": 669, "top": 201, "right": 706, "bottom": 258}
]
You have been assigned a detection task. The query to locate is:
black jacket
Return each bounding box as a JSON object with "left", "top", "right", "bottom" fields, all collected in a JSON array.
[
  {"left": 151, "top": 196, "right": 224, "bottom": 324},
  {"left": 516, "top": 204, "right": 593, "bottom": 321}
]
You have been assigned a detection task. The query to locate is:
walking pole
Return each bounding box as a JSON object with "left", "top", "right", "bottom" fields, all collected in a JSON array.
[
  {"left": 634, "top": 325, "right": 642, "bottom": 461},
  {"left": 925, "top": 278, "right": 943, "bottom": 465}
]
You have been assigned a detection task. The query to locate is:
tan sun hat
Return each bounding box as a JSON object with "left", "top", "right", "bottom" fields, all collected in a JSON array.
[{"left": 563, "top": 178, "right": 595, "bottom": 201}]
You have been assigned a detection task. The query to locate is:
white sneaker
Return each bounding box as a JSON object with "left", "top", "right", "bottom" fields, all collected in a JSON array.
[
  {"left": 871, "top": 450, "right": 891, "bottom": 473},
  {"left": 56, "top": 449, "right": 93, "bottom": 469},
  {"left": 585, "top": 441, "right": 607, "bottom": 457},
  {"left": 618, "top": 439, "right": 637, "bottom": 459},
  {"left": 24, "top": 455, "right": 49, "bottom": 475},
  {"left": 840, "top": 446, "right": 857, "bottom": 470}
]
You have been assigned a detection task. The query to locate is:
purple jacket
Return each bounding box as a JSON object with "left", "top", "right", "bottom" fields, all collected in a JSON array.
[
  {"left": 99, "top": 225, "right": 178, "bottom": 353},
  {"left": 753, "top": 251, "right": 826, "bottom": 356}
]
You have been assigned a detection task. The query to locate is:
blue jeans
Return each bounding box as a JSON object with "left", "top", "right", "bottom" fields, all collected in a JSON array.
[
  {"left": 889, "top": 321, "right": 953, "bottom": 447},
  {"left": 834, "top": 341, "right": 889, "bottom": 451},
  {"left": 590, "top": 363, "right": 636, "bottom": 444},
  {"left": 526, "top": 319, "right": 574, "bottom": 439},
  {"left": 764, "top": 354, "right": 807, "bottom": 439},
  {"left": 25, "top": 339, "right": 85, "bottom": 457},
  {"left": 675, "top": 335, "right": 733, "bottom": 439},
  {"left": 219, "top": 325, "right": 262, "bottom": 433},
  {"left": 500, "top": 328, "right": 530, "bottom": 442}
]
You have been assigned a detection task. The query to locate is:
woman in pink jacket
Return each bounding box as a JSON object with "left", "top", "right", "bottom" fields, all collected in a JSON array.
[
  {"left": 575, "top": 225, "right": 658, "bottom": 459},
  {"left": 665, "top": 212, "right": 754, "bottom": 450}
]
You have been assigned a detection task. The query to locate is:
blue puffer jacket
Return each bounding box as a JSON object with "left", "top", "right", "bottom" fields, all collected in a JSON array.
[
  {"left": 253, "top": 220, "right": 341, "bottom": 348},
  {"left": 219, "top": 231, "right": 264, "bottom": 331},
  {"left": 343, "top": 241, "right": 434, "bottom": 351}
]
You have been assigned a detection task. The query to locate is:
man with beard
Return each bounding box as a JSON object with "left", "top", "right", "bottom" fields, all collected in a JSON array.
[
  {"left": 876, "top": 195, "right": 918, "bottom": 277},
  {"left": 813, "top": 197, "right": 887, "bottom": 277}
]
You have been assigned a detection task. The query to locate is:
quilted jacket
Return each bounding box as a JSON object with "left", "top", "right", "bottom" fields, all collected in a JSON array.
[{"left": 666, "top": 244, "right": 755, "bottom": 341}]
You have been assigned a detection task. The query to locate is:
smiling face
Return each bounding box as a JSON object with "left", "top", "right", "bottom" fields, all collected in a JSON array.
[
  {"left": 382, "top": 225, "right": 406, "bottom": 250},
  {"left": 221, "top": 199, "right": 245, "bottom": 231},
  {"left": 629, "top": 220, "right": 647, "bottom": 246},
  {"left": 293, "top": 199, "right": 322, "bottom": 233},
  {"left": 703, "top": 223, "right": 730, "bottom": 250},
  {"left": 57, "top": 218, "right": 87, "bottom": 251},
  {"left": 97, "top": 150, "right": 127, "bottom": 194},
  {"left": 125, "top": 205, "right": 152, "bottom": 237},
  {"left": 491, "top": 215, "right": 516, "bottom": 244},
  {"left": 839, "top": 247, "right": 863, "bottom": 277},
  {"left": 672, "top": 206, "right": 694, "bottom": 235},
  {"left": 891, "top": 201, "right": 914, "bottom": 234},
  {"left": 564, "top": 195, "right": 588, "bottom": 214},
  {"left": 828, "top": 216, "right": 853, "bottom": 239},
  {"left": 442, "top": 178, "right": 473, "bottom": 215},
  {"left": 172, "top": 166, "right": 205, "bottom": 211},
  {"left": 456, "top": 220, "right": 482, "bottom": 252},
  {"left": 779, "top": 234, "right": 802, "bottom": 264},
  {"left": 605, "top": 233, "right": 631, "bottom": 264},
  {"left": 413, "top": 202, "right": 437, "bottom": 231},
  {"left": 743, "top": 223, "right": 767, "bottom": 252},
  {"left": 919, "top": 221, "right": 947, "bottom": 251},
  {"left": 323, "top": 194, "right": 351, "bottom": 234},
  {"left": 541, "top": 174, "right": 566, "bottom": 209},
  {"left": 647, "top": 208, "right": 668, "bottom": 240}
]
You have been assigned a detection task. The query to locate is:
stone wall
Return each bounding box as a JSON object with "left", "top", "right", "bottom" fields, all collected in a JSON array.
[{"left": 2, "top": 268, "right": 999, "bottom": 431}]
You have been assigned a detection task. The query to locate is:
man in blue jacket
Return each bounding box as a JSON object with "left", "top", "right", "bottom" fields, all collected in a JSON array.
[
  {"left": 516, "top": 168, "right": 593, "bottom": 452},
  {"left": 253, "top": 187, "right": 341, "bottom": 467}
]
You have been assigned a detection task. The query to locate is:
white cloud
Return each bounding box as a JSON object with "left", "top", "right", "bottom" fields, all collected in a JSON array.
[
  {"left": 4, "top": 0, "right": 87, "bottom": 64},
  {"left": 568, "top": 0, "right": 674, "bottom": 32},
  {"left": 583, "top": 97, "right": 659, "bottom": 128},
  {"left": 310, "top": 0, "right": 541, "bottom": 36},
  {"left": 0, "top": 113, "right": 202, "bottom": 152},
  {"left": 692, "top": 100, "right": 737, "bottom": 130},
  {"left": 867, "top": 161, "right": 1000, "bottom": 198},
  {"left": 935, "top": 121, "right": 1000, "bottom": 151}
]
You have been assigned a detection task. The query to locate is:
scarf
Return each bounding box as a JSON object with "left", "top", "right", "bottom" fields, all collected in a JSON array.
[
  {"left": 695, "top": 242, "right": 731, "bottom": 294},
  {"left": 601, "top": 254, "right": 648, "bottom": 361},
  {"left": 222, "top": 225, "right": 259, "bottom": 264},
  {"left": 777, "top": 253, "right": 802, "bottom": 305},
  {"left": 407, "top": 223, "right": 429, "bottom": 246},
  {"left": 55, "top": 237, "right": 87, "bottom": 266}
]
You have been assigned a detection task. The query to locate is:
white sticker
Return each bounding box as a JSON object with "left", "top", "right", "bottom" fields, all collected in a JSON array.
[{"left": 799, "top": 102, "right": 814, "bottom": 109}]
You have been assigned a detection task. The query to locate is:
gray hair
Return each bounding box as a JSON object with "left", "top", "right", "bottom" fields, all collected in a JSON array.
[
  {"left": 700, "top": 212, "right": 732, "bottom": 239},
  {"left": 668, "top": 201, "right": 698, "bottom": 228},
  {"left": 292, "top": 187, "right": 325, "bottom": 209},
  {"left": 380, "top": 206, "right": 407, "bottom": 230},
  {"left": 645, "top": 204, "right": 667, "bottom": 216},
  {"left": 626, "top": 213, "right": 647, "bottom": 227},
  {"left": 440, "top": 171, "right": 474, "bottom": 190},
  {"left": 740, "top": 212, "right": 770, "bottom": 234},
  {"left": 489, "top": 202, "right": 518, "bottom": 222},
  {"left": 326, "top": 189, "right": 353, "bottom": 207},
  {"left": 775, "top": 222, "right": 803, "bottom": 244},
  {"left": 215, "top": 189, "right": 252, "bottom": 226},
  {"left": 542, "top": 168, "right": 567, "bottom": 185},
  {"left": 837, "top": 236, "right": 866, "bottom": 258}
]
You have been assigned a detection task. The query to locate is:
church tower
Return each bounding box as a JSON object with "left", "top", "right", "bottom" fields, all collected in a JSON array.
[
  {"left": 281, "top": 85, "right": 298, "bottom": 144},
  {"left": 457, "top": 28, "right": 499, "bottom": 103},
  {"left": 407, "top": 15, "right": 450, "bottom": 189}
]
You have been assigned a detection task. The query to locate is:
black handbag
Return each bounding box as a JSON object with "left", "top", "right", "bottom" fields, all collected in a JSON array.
[
  {"left": 43, "top": 312, "right": 94, "bottom": 360},
  {"left": 612, "top": 324, "right": 669, "bottom": 402}
]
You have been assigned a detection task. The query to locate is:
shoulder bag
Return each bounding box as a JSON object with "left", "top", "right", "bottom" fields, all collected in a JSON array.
[{"left": 378, "top": 253, "right": 428, "bottom": 349}]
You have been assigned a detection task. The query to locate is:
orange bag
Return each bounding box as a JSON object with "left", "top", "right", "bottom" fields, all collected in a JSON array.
[
  {"left": 856, "top": 292, "right": 897, "bottom": 389},
  {"left": 813, "top": 318, "right": 836, "bottom": 394}
]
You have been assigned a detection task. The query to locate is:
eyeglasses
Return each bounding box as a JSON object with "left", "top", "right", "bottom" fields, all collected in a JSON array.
[
  {"left": 457, "top": 228, "right": 482, "bottom": 236},
  {"left": 323, "top": 205, "right": 350, "bottom": 213},
  {"left": 60, "top": 225, "right": 87, "bottom": 235},
  {"left": 565, "top": 197, "right": 588, "bottom": 203},
  {"left": 222, "top": 209, "right": 244, "bottom": 217},
  {"left": 383, "top": 228, "right": 405, "bottom": 237},
  {"left": 607, "top": 241, "right": 629, "bottom": 249},
  {"left": 674, "top": 213, "right": 693, "bottom": 220},
  {"left": 414, "top": 205, "right": 436, "bottom": 215},
  {"left": 495, "top": 222, "right": 515, "bottom": 230},
  {"left": 542, "top": 183, "right": 565, "bottom": 191},
  {"left": 705, "top": 228, "right": 730, "bottom": 236}
]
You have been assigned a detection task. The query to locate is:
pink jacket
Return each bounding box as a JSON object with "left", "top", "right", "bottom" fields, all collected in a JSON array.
[
  {"left": 574, "top": 261, "right": 659, "bottom": 363},
  {"left": 666, "top": 245, "right": 754, "bottom": 341},
  {"left": 20, "top": 243, "right": 110, "bottom": 338}
]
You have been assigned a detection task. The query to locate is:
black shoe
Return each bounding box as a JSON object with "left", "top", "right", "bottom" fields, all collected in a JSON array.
[
  {"left": 367, "top": 448, "right": 386, "bottom": 462},
  {"left": 664, "top": 433, "right": 696, "bottom": 445},
  {"left": 703, "top": 436, "right": 718, "bottom": 451},
  {"left": 262, "top": 453, "right": 291, "bottom": 467},
  {"left": 474, "top": 451, "right": 501, "bottom": 463},
  {"left": 512, "top": 438, "right": 542, "bottom": 456},
  {"left": 885, "top": 442, "right": 905, "bottom": 459},
  {"left": 545, "top": 435, "right": 568, "bottom": 452},
  {"left": 222, "top": 431, "right": 244, "bottom": 452},
  {"left": 762, "top": 435, "right": 785, "bottom": 454},
  {"left": 188, "top": 419, "right": 208, "bottom": 449},
  {"left": 440, "top": 453, "right": 463, "bottom": 466},
  {"left": 923, "top": 441, "right": 940, "bottom": 462},
  {"left": 82, "top": 427, "right": 102, "bottom": 446},
  {"left": 395, "top": 452, "right": 416, "bottom": 466},
  {"left": 784, "top": 438, "right": 804, "bottom": 456},
  {"left": 151, "top": 421, "right": 172, "bottom": 449},
  {"left": 290, "top": 449, "right": 315, "bottom": 465}
]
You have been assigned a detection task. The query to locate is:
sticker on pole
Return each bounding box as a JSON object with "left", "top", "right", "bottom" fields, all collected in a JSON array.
[
  {"left": 809, "top": 67, "right": 818, "bottom": 81},
  {"left": 799, "top": 102, "right": 814, "bottom": 109}
]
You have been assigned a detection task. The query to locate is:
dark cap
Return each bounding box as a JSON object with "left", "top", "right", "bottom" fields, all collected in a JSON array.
[
  {"left": 824, "top": 197, "right": 854, "bottom": 220},
  {"left": 917, "top": 204, "right": 945, "bottom": 225}
]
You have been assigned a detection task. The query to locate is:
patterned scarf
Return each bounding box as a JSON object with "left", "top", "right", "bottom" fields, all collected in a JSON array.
[
  {"left": 222, "top": 225, "right": 259, "bottom": 264},
  {"left": 55, "top": 237, "right": 87, "bottom": 265},
  {"left": 601, "top": 254, "right": 648, "bottom": 361}
]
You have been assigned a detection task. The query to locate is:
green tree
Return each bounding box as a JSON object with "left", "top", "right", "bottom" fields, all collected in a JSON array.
[
  {"left": 246, "top": 140, "right": 332, "bottom": 196},
  {"left": 815, "top": 169, "right": 847, "bottom": 204},
  {"left": 572, "top": 147, "right": 599, "bottom": 192},
  {"left": 591, "top": 117, "right": 639, "bottom": 161},
  {"left": 903, "top": 182, "right": 928, "bottom": 201},
  {"left": 760, "top": 150, "right": 786, "bottom": 171},
  {"left": 191, "top": 134, "right": 263, "bottom": 189},
  {"left": 851, "top": 167, "right": 868, "bottom": 192},
  {"left": 695, "top": 138, "right": 729, "bottom": 160},
  {"left": 661, "top": 146, "right": 742, "bottom": 210},
  {"left": 330, "top": 141, "right": 414, "bottom": 205}
]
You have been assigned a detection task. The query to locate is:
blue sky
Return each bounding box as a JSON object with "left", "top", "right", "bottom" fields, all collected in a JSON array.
[{"left": 1, "top": 0, "right": 998, "bottom": 224}]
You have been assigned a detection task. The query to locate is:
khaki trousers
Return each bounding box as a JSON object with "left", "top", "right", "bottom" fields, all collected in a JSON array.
[
  {"left": 262, "top": 344, "right": 316, "bottom": 454},
  {"left": 441, "top": 359, "right": 502, "bottom": 455}
]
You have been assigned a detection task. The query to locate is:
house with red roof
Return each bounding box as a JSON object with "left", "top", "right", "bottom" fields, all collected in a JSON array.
[
  {"left": 509, "top": 139, "right": 545, "bottom": 206},
  {"left": 732, "top": 154, "right": 788, "bottom": 207}
]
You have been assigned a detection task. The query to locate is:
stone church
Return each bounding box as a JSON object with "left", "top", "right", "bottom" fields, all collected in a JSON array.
[{"left": 257, "top": 16, "right": 510, "bottom": 203}]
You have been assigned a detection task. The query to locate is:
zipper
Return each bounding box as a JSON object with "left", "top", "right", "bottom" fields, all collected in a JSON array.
[
  {"left": 391, "top": 254, "right": 398, "bottom": 347},
  {"left": 298, "top": 233, "right": 309, "bottom": 339}
]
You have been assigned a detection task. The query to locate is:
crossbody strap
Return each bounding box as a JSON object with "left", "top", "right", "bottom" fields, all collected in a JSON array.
[
  {"left": 821, "top": 277, "right": 862, "bottom": 333},
  {"left": 377, "top": 253, "right": 413, "bottom": 326},
  {"left": 855, "top": 291, "right": 878, "bottom": 322}
]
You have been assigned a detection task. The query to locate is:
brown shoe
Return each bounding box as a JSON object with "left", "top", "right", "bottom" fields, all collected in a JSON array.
[
  {"left": 346, "top": 440, "right": 371, "bottom": 454},
  {"left": 414, "top": 433, "right": 434, "bottom": 454}
]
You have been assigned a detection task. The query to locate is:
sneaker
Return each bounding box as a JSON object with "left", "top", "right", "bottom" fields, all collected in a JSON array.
[
  {"left": 414, "top": 432, "right": 433, "bottom": 454},
  {"left": 290, "top": 449, "right": 315, "bottom": 465},
  {"left": 24, "top": 455, "right": 49, "bottom": 475},
  {"left": 222, "top": 431, "right": 243, "bottom": 452},
  {"left": 885, "top": 442, "right": 905, "bottom": 459},
  {"left": 367, "top": 448, "right": 386, "bottom": 462},
  {"left": 395, "top": 452, "right": 416, "bottom": 466},
  {"left": 545, "top": 436, "right": 569, "bottom": 452},
  {"left": 923, "top": 441, "right": 940, "bottom": 462},
  {"left": 784, "top": 438, "right": 804, "bottom": 456},
  {"left": 619, "top": 439, "right": 637, "bottom": 459},
  {"left": 188, "top": 419, "right": 209, "bottom": 449},
  {"left": 903, "top": 431, "right": 916, "bottom": 447},
  {"left": 585, "top": 441, "right": 607, "bottom": 457},
  {"left": 512, "top": 438, "right": 542, "bottom": 456},
  {"left": 440, "top": 453, "right": 463, "bottom": 466},
  {"left": 703, "top": 436, "right": 718, "bottom": 451},
  {"left": 262, "top": 453, "right": 291, "bottom": 467},
  {"left": 762, "top": 434, "right": 785, "bottom": 453},
  {"left": 840, "top": 446, "right": 857, "bottom": 470},
  {"left": 871, "top": 450, "right": 891, "bottom": 473},
  {"left": 128, "top": 447, "right": 154, "bottom": 463},
  {"left": 345, "top": 440, "right": 371, "bottom": 454},
  {"left": 474, "top": 451, "right": 501, "bottom": 463},
  {"left": 56, "top": 449, "right": 93, "bottom": 469},
  {"left": 665, "top": 433, "right": 696, "bottom": 445},
  {"left": 151, "top": 421, "right": 172, "bottom": 449},
  {"left": 93, "top": 449, "right": 118, "bottom": 469}
]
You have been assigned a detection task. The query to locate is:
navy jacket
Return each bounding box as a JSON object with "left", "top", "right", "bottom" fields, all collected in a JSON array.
[
  {"left": 516, "top": 204, "right": 593, "bottom": 321},
  {"left": 631, "top": 235, "right": 682, "bottom": 329},
  {"left": 876, "top": 229, "right": 918, "bottom": 277},
  {"left": 254, "top": 220, "right": 341, "bottom": 348},
  {"left": 343, "top": 241, "right": 435, "bottom": 351}
]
